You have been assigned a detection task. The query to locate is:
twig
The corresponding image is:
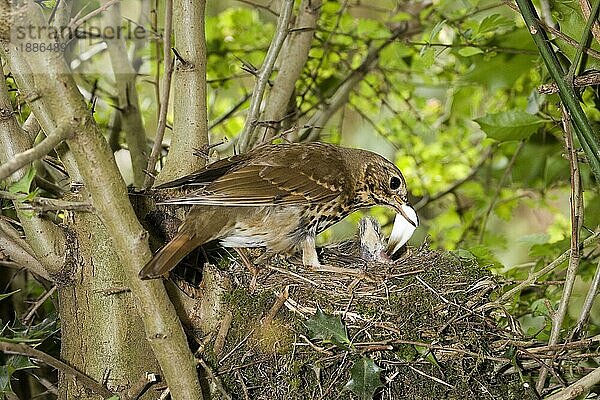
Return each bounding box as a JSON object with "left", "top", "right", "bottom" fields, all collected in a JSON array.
[
  {"left": 502, "top": 0, "right": 600, "bottom": 61},
  {"left": 23, "top": 286, "right": 57, "bottom": 323},
  {"left": 125, "top": 372, "right": 158, "bottom": 400},
  {"left": 415, "top": 146, "right": 495, "bottom": 210},
  {"left": 235, "top": 0, "right": 278, "bottom": 16},
  {"left": 236, "top": 0, "right": 295, "bottom": 152},
  {"left": 0, "top": 190, "right": 93, "bottom": 212},
  {"left": 579, "top": 0, "right": 600, "bottom": 44},
  {"left": 515, "top": 0, "right": 600, "bottom": 181},
  {"left": 566, "top": 0, "right": 600, "bottom": 81},
  {"left": 0, "top": 218, "right": 51, "bottom": 280},
  {"left": 143, "top": 0, "right": 174, "bottom": 190},
  {"left": 571, "top": 258, "right": 600, "bottom": 338},
  {"left": 197, "top": 357, "right": 232, "bottom": 400},
  {"left": 407, "top": 365, "right": 455, "bottom": 389},
  {"left": 213, "top": 310, "right": 233, "bottom": 357},
  {"left": 0, "top": 123, "right": 72, "bottom": 181},
  {"left": 235, "top": 369, "right": 250, "bottom": 400},
  {"left": 536, "top": 106, "right": 583, "bottom": 393},
  {"left": 0, "top": 342, "right": 113, "bottom": 398},
  {"left": 209, "top": 93, "right": 252, "bottom": 130},
  {"left": 545, "top": 366, "right": 600, "bottom": 400},
  {"left": 486, "top": 231, "right": 600, "bottom": 308},
  {"left": 262, "top": 286, "right": 289, "bottom": 326},
  {"left": 538, "top": 71, "right": 600, "bottom": 94},
  {"left": 478, "top": 140, "right": 525, "bottom": 243},
  {"left": 68, "top": 0, "right": 121, "bottom": 33},
  {"left": 301, "top": 21, "right": 422, "bottom": 142}
]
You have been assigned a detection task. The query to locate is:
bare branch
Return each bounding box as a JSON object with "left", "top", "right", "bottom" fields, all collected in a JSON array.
[
  {"left": 143, "top": 0, "right": 174, "bottom": 190},
  {"left": 0, "top": 190, "right": 93, "bottom": 212},
  {"left": 536, "top": 106, "right": 584, "bottom": 393},
  {"left": 300, "top": 22, "right": 421, "bottom": 142},
  {"left": 156, "top": 0, "right": 209, "bottom": 184},
  {"left": 0, "top": 68, "right": 66, "bottom": 277},
  {"left": 5, "top": 4, "right": 204, "bottom": 397},
  {"left": 482, "top": 231, "right": 600, "bottom": 308},
  {"left": 0, "top": 123, "right": 73, "bottom": 182},
  {"left": 0, "top": 218, "right": 52, "bottom": 281},
  {"left": 539, "top": 71, "right": 600, "bottom": 94},
  {"left": 253, "top": 0, "right": 322, "bottom": 148},
  {"left": 545, "top": 366, "right": 600, "bottom": 400},
  {"left": 0, "top": 341, "right": 113, "bottom": 398},
  {"left": 237, "top": 0, "right": 295, "bottom": 152},
  {"left": 571, "top": 258, "right": 600, "bottom": 338},
  {"left": 101, "top": 0, "right": 149, "bottom": 187}
]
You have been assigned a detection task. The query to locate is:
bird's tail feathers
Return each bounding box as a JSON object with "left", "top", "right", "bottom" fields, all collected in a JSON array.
[{"left": 139, "top": 229, "right": 200, "bottom": 280}]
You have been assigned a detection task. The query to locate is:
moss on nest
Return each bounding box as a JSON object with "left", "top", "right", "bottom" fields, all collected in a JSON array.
[{"left": 188, "top": 244, "right": 538, "bottom": 400}]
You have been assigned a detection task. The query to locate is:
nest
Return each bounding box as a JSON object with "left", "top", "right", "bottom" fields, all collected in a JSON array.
[{"left": 166, "top": 240, "right": 545, "bottom": 400}]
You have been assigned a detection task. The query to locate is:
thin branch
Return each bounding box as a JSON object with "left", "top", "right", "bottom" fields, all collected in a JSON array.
[
  {"left": 0, "top": 123, "right": 72, "bottom": 181},
  {"left": 0, "top": 190, "right": 93, "bottom": 212},
  {"left": 23, "top": 286, "right": 57, "bottom": 323},
  {"left": 579, "top": 0, "right": 600, "bottom": 44},
  {"left": 571, "top": 258, "right": 600, "bottom": 339},
  {"left": 236, "top": 0, "right": 295, "bottom": 152},
  {"left": 478, "top": 140, "right": 525, "bottom": 243},
  {"left": 483, "top": 231, "right": 600, "bottom": 308},
  {"left": 102, "top": 0, "right": 149, "bottom": 187},
  {"left": 536, "top": 106, "right": 585, "bottom": 393},
  {"left": 0, "top": 218, "right": 51, "bottom": 281},
  {"left": 539, "top": 71, "right": 600, "bottom": 94},
  {"left": 502, "top": 0, "right": 600, "bottom": 61},
  {"left": 545, "top": 366, "right": 600, "bottom": 400},
  {"left": 566, "top": 0, "right": 600, "bottom": 81},
  {"left": 253, "top": 0, "right": 322, "bottom": 148},
  {"left": 209, "top": 92, "right": 252, "bottom": 131},
  {"left": 415, "top": 146, "right": 495, "bottom": 210},
  {"left": 68, "top": 0, "right": 121, "bottom": 33},
  {"left": 235, "top": 0, "right": 278, "bottom": 16},
  {"left": 300, "top": 21, "right": 422, "bottom": 142},
  {"left": 143, "top": 0, "right": 174, "bottom": 190},
  {"left": 0, "top": 342, "right": 113, "bottom": 398},
  {"left": 515, "top": 0, "right": 600, "bottom": 181}
]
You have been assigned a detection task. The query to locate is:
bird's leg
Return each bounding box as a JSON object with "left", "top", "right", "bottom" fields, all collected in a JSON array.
[
  {"left": 301, "top": 234, "right": 321, "bottom": 269},
  {"left": 234, "top": 248, "right": 260, "bottom": 292}
]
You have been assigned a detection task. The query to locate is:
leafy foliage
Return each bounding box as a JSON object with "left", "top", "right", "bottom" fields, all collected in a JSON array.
[
  {"left": 343, "top": 357, "right": 384, "bottom": 400},
  {"left": 304, "top": 306, "right": 351, "bottom": 349}
]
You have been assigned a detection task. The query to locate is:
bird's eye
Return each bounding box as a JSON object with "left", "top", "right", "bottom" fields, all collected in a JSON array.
[{"left": 390, "top": 176, "right": 401, "bottom": 190}]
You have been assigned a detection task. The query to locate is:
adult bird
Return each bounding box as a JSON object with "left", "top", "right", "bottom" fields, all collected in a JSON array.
[{"left": 139, "top": 142, "right": 415, "bottom": 279}]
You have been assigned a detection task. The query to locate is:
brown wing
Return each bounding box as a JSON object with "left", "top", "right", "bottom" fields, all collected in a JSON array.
[
  {"left": 155, "top": 152, "right": 254, "bottom": 189},
  {"left": 159, "top": 142, "right": 349, "bottom": 207}
]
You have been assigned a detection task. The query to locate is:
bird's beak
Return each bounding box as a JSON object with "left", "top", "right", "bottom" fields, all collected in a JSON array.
[
  {"left": 386, "top": 203, "right": 419, "bottom": 256},
  {"left": 393, "top": 195, "right": 417, "bottom": 228}
]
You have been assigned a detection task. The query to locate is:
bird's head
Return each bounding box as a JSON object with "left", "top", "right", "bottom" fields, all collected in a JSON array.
[{"left": 360, "top": 157, "right": 416, "bottom": 227}]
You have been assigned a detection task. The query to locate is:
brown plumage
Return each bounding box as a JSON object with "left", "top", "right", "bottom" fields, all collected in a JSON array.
[{"left": 139, "top": 142, "right": 412, "bottom": 280}]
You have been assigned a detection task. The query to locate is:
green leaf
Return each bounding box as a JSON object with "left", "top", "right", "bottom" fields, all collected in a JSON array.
[
  {"left": 458, "top": 47, "right": 484, "bottom": 57},
  {"left": 304, "top": 307, "right": 351, "bottom": 348},
  {"left": 475, "top": 110, "right": 547, "bottom": 142},
  {"left": 468, "top": 245, "right": 504, "bottom": 269},
  {"left": 477, "top": 14, "right": 514, "bottom": 35},
  {"left": 344, "top": 357, "right": 384, "bottom": 400},
  {"left": 8, "top": 167, "right": 36, "bottom": 194},
  {"left": 428, "top": 19, "right": 446, "bottom": 42}
]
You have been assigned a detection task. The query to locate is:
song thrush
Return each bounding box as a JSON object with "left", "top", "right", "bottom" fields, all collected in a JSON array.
[{"left": 139, "top": 142, "right": 415, "bottom": 279}]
